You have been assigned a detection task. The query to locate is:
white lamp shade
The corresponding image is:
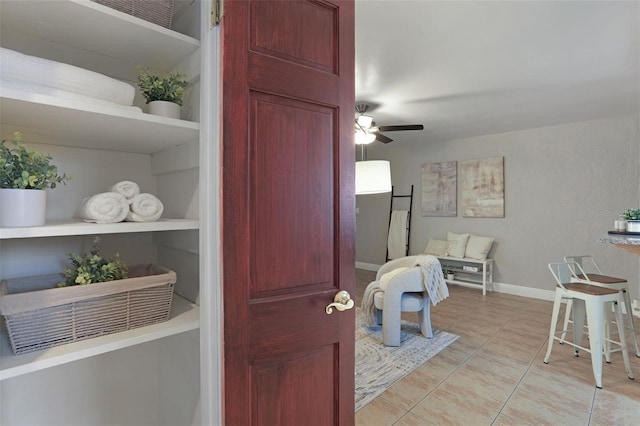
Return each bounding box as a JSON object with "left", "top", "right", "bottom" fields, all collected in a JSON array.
[{"left": 355, "top": 160, "right": 392, "bottom": 195}]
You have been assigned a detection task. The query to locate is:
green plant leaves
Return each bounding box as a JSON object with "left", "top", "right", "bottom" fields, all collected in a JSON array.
[
  {"left": 136, "top": 66, "right": 188, "bottom": 106},
  {"left": 0, "top": 132, "right": 70, "bottom": 189},
  {"left": 58, "top": 238, "right": 128, "bottom": 287},
  {"left": 623, "top": 208, "right": 640, "bottom": 221}
]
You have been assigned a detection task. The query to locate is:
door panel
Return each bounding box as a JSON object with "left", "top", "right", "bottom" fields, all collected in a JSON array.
[
  {"left": 223, "top": 1, "right": 355, "bottom": 424},
  {"left": 250, "top": 1, "right": 337, "bottom": 72},
  {"left": 254, "top": 347, "right": 335, "bottom": 425},
  {"left": 250, "top": 94, "right": 334, "bottom": 295}
]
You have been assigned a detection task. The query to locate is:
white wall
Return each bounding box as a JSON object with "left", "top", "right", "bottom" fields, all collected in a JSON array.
[{"left": 356, "top": 114, "right": 640, "bottom": 299}]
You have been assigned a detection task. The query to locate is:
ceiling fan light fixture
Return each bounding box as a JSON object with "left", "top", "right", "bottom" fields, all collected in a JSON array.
[
  {"left": 355, "top": 129, "right": 376, "bottom": 145},
  {"left": 356, "top": 114, "right": 373, "bottom": 128}
]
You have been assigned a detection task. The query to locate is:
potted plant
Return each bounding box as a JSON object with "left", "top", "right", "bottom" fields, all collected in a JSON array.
[
  {"left": 0, "top": 132, "right": 70, "bottom": 227},
  {"left": 445, "top": 269, "right": 455, "bottom": 281},
  {"left": 623, "top": 208, "right": 640, "bottom": 232},
  {"left": 137, "top": 66, "right": 188, "bottom": 119}
]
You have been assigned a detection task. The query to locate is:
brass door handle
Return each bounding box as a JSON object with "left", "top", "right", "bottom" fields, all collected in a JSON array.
[{"left": 325, "top": 290, "right": 354, "bottom": 314}]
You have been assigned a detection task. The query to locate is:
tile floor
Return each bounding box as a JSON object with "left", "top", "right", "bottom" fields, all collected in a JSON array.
[{"left": 354, "top": 269, "right": 640, "bottom": 426}]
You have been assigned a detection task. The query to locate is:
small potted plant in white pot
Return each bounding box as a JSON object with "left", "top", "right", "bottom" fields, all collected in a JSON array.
[
  {"left": 0, "top": 132, "right": 70, "bottom": 227},
  {"left": 445, "top": 269, "right": 455, "bottom": 281},
  {"left": 137, "top": 66, "right": 188, "bottom": 119},
  {"left": 623, "top": 208, "right": 640, "bottom": 232}
]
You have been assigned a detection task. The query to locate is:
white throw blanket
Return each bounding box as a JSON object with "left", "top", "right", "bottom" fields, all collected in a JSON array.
[
  {"left": 413, "top": 255, "right": 449, "bottom": 306},
  {"left": 387, "top": 210, "right": 408, "bottom": 259},
  {"left": 126, "top": 193, "right": 164, "bottom": 222},
  {"left": 110, "top": 181, "right": 140, "bottom": 203},
  {"left": 81, "top": 192, "right": 129, "bottom": 224}
]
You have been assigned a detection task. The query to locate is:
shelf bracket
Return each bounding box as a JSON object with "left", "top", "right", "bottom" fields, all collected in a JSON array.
[{"left": 212, "top": 0, "right": 224, "bottom": 27}]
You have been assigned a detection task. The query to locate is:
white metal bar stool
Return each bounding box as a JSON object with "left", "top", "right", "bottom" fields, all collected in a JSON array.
[
  {"left": 544, "top": 261, "right": 634, "bottom": 389},
  {"left": 562, "top": 255, "right": 640, "bottom": 358}
]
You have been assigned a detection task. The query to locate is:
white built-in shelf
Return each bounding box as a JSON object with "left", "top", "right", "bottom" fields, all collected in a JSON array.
[
  {"left": 0, "top": 90, "right": 200, "bottom": 153},
  {"left": 0, "top": 219, "right": 199, "bottom": 240},
  {"left": 0, "top": 0, "right": 200, "bottom": 81},
  {"left": 0, "top": 295, "right": 199, "bottom": 381}
]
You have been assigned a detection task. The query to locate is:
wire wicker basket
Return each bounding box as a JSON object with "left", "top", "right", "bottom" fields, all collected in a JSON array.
[
  {"left": 0, "top": 264, "right": 175, "bottom": 355},
  {"left": 91, "top": 0, "right": 174, "bottom": 29}
]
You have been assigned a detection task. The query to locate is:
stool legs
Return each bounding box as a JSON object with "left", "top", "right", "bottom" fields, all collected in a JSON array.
[
  {"left": 544, "top": 291, "right": 564, "bottom": 364},
  {"left": 613, "top": 299, "right": 635, "bottom": 381},
  {"left": 584, "top": 299, "right": 605, "bottom": 388},
  {"left": 560, "top": 292, "right": 640, "bottom": 358},
  {"left": 545, "top": 291, "right": 634, "bottom": 388},
  {"left": 621, "top": 289, "right": 640, "bottom": 357}
]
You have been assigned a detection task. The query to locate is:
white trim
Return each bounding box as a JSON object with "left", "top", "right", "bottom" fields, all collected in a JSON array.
[
  {"left": 492, "top": 282, "right": 556, "bottom": 301},
  {"left": 199, "top": 2, "right": 222, "bottom": 425},
  {"left": 355, "top": 261, "right": 381, "bottom": 272}
]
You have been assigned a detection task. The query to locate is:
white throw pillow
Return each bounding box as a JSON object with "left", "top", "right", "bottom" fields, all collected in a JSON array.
[
  {"left": 379, "top": 267, "right": 411, "bottom": 290},
  {"left": 465, "top": 234, "right": 494, "bottom": 260},
  {"left": 423, "top": 239, "right": 449, "bottom": 257},
  {"left": 446, "top": 232, "right": 470, "bottom": 258}
]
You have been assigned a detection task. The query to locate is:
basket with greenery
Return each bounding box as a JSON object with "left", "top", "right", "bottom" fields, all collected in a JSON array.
[
  {"left": 623, "top": 208, "right": 640, "bottom": 221},
  {"left": 0, "top": 132, "right": 70, "bottom": 189},
  {"left": 136, "top": 66, "right": 189, "bottom": 106},
  {"left": 57, "top": 238, "right": 128, "bottom": 287}
]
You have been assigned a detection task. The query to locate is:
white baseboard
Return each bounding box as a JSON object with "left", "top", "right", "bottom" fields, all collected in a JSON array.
[
  {"left": 355, "top": 262, "right": 381, "bottom": 272},
  {"left": 491, "top": 282, "right": 555, "bottom": 301}
]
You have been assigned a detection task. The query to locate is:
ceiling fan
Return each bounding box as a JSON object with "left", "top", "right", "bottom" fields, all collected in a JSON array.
[{"left": 355, "top": 103, "right": 424, "bottom": 144}]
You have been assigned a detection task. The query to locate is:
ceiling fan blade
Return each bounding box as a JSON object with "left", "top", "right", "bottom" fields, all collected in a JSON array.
[
  {"left": 375, "top": 133, "right": 394, "bottom": 144},
  {"left": 377, "top": 124, "right": 424, "bottom": 132}
]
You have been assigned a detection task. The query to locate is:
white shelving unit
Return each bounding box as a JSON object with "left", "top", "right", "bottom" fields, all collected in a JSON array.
[
  {"left": 0, "top": 89, "right": 199, "bottom": 153},
  {"left": 0, "top": 219, "right": 198, "bottom": 239},
  {"left": 437, "top": 256, "right": 494, "bottom": 295},
  {"left": 0, "top": 295, "right": 199, "bottom": 381},
  {"left": 0, "top": 1, "right": 213, "bottom": 425}
]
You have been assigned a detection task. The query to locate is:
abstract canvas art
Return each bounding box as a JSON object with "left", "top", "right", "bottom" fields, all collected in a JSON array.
[
  {"left": 460, "top": 156, "right": 504, "bottom": 218},
  {"left": 421, "top": 161, "right": 457, "bottom": 216}
]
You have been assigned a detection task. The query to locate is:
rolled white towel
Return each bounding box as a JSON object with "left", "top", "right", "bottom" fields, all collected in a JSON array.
[
  {"left": 81, "top": 192, "right": 129, "bottom": 224},
  {"left": 126, "top": 193, "right": 164, "bottom": 222},
  {"left": 109, "top": 181, "right": 140, "bottom": 203}
]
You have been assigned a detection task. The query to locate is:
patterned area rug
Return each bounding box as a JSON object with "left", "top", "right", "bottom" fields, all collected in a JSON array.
[{"left": 355, "top": 308, "right": 459, "bottom": 411}]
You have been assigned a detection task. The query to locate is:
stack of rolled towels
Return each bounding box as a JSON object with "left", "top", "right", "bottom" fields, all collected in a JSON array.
[{"left": 81, "top": 181, "right": 164, "bottom": 224}]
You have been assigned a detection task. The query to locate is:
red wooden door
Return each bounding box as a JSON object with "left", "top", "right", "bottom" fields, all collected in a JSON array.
[{"left": 222, "top": 1, "right": 355, "bottom": 425}]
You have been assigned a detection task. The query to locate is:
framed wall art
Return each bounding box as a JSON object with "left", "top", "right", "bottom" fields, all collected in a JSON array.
[
  {"left": 460, "top": 156, "right": 504, "bottom": 218},
  {"left": 420, "top": 161, "right": 457, "bottom": 217}
]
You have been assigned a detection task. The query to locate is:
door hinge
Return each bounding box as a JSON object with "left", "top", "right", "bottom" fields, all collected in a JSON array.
[{"left": 211, "top": 0, "right": 224, "bottom": 27}]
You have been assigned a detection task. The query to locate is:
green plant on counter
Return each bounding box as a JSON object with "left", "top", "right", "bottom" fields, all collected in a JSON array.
[
  {"left": 0, "top": 132, "right": 70, "bottom": 189},
  {"left": 136, "top": 66, "right": 188, "bottom": 106},
  {"left": 623, "top": 208, "right": 640, "bottom": 221},
  {"left": 57, "top": 238, "right": 128, "bottom": 287}
]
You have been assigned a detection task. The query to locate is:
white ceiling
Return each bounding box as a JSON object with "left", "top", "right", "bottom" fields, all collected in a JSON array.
[{"left": 355, "top": 0, "right": 640, "bottom": 147}]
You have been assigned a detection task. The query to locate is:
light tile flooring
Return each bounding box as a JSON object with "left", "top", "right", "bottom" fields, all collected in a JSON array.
[{"left": 355, "top": 269, "right": 640, "bottom": 426}]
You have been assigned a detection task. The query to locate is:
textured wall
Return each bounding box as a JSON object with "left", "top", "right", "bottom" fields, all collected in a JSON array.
[{"left": 356, "top": 114, "right": 640, "bottom": 298}]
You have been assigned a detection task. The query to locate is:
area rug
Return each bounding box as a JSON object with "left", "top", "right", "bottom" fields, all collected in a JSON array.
[{"left": 355, "top": 308, "right": 459, "bottom": 411}]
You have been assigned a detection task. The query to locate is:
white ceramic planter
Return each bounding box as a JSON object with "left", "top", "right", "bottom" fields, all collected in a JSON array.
[
  {"left": 627, "top": 220, "right": 640, "bottom": 233},
  {"left": 148, "top": 100, "right": 181, "bottom": 119},
  {"left": 0, "top": 188, "right": 46, "bottom": 227}
]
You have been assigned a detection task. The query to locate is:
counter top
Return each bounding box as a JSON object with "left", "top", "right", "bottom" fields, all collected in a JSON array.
[
  {"left": 600, "top": 234, "right": 640, "bottom": 255},
  {"left": 600, "top": 234, "right": 640, "bottom": 245}
]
